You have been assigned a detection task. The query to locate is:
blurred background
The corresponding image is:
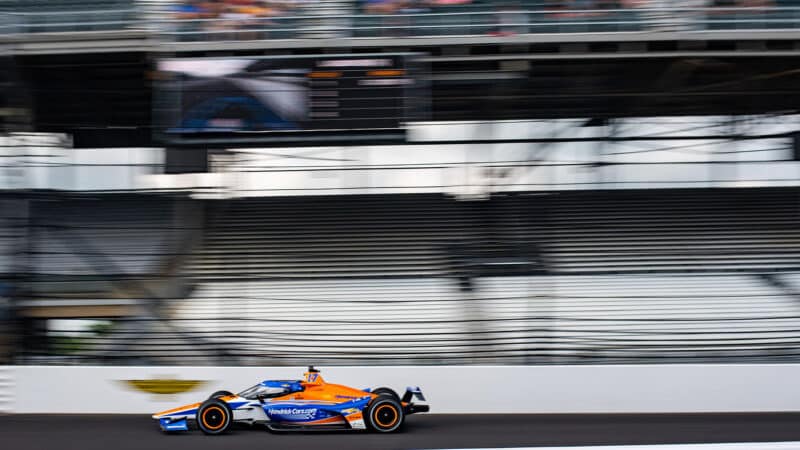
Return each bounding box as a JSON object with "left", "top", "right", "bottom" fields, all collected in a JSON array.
[{"left": 2, "top": 0, "right": 800, "bottom": 372}]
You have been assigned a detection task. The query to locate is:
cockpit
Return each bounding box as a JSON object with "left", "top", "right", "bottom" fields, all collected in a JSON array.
[{"left": 238, "top": 380, "right": 304, "bottom": 400}]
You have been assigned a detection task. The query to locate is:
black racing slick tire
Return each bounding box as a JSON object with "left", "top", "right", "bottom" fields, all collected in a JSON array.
[
  {"left": 365, "top": 396, "right": 404, "bottom": 433},
  {"left": 196, "top": 399, "right": 232, "bottom": 435},
  {"left": 371, "top": 387, "right": 400, "bottom": 402},
  {"left": 208, "top": 390, "right": 234, "bottom": 399}
]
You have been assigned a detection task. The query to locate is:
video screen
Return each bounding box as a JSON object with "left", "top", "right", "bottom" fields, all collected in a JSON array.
[{"left": 156, "top": 54, "right": 416, "bottom": 143}]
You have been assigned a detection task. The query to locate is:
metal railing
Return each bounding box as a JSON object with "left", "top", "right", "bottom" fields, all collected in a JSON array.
[
  {"left": 156, "top": 7, "right": 800, "bottom": 41},
  {"left": 2, "top": 6, "right": 800, "bottom": 39},
  {"left": 1, "top": 9, "right": 140, "bottom": 34}
]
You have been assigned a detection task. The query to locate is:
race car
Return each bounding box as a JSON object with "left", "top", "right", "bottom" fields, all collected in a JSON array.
[{"left": 152, "top": 366, "right": 429, "bottom": 434}]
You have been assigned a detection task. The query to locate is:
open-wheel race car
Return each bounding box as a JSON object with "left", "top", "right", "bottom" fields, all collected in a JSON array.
[{"left": 152, "top": 366, "right": 429, "bottom": 434}]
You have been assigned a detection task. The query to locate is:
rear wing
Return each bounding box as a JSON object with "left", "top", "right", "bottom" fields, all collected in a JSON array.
[{"left": 402, "top": 386, "right": 426, "bottom": 403}]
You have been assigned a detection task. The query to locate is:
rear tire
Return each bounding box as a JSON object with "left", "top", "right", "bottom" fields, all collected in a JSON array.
[
  {"left": 365, "top": 396, "right": 404, "bottom": 433},
  {"left": 196, "top": 399, "right": 232, "bottom": 435}
]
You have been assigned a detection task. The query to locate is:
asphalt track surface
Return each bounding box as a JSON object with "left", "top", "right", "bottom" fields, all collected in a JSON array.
[{"left": 3, "top": 414, "right": 800, "bottom": 450}]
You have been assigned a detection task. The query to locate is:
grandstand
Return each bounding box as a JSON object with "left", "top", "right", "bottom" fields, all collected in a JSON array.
[
  {"left": 152, "top": 187, "right": 800, "bottom": 365},
  {"left": 4, "top": 0, "right": 800, "bottom": 369},
  {"left": 9, "top": 186, "right": 800, "bottom": 365}
]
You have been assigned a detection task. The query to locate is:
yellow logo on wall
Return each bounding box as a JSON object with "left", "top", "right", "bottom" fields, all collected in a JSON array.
[{"left": 124, "top": 378, "right": 207, "bottom": 395}]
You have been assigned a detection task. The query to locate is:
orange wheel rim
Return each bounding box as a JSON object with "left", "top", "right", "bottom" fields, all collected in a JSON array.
[
  {"left": 201, "top": 406, "right": 227, "bottom": 430},
  {"left": 373, "top": 404, "right": 399, "bottom": 428}
]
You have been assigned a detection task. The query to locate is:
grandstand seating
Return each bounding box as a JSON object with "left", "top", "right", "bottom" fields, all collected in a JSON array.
[
  {"left": 0, "top": 0, "right": 137, "bottom": 33},
  {"left": 24, "top": 272, "right": 800, "bottom": 364},
  {"left": 17, "top": 186, "right": 800, "bottom": 365},
  {"left": 542, "top": 188, "right": 800, "bottom": 274},
  {"left": 186, "top": 194, "right": 468, "bottom": 279},
  {"left": 166, "top": 273, "right": 800, "bottom": 364},
  {"left": 188, "top": 187, "right": 800, "bottom": 280},
  {"left": 121, "top": 186, "right": 799, "bottom": 365}
]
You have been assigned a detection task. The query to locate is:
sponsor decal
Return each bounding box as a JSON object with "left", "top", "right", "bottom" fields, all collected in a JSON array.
[
  {"left": 348, "top": 418, "right": 366, "bottom": 430},
  {"left": 123, "top": 378, "right": 207, "bottom": 395},
  {"left": 269, "top": 407, "right": 318, "bottom": 420},
  {"left": 159, "top": 418, "right": 189, "bottom": 431}
]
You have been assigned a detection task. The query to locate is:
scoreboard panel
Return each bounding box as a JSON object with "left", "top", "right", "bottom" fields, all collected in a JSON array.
[{"left": 155, "top": 53, "right": 421, "bottom": 146}]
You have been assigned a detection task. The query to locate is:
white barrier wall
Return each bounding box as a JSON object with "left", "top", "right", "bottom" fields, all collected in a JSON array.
[
  {"left": 9, "top": 364, "right": 800, "bottom": 414},
  {"left": 0, "top": 366, "right": 12, "bottom": 413}
]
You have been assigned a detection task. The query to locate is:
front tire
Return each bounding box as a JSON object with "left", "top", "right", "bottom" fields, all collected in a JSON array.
[
  {"left": 371, "top": 387, "right": 400, "bottom": 402},
  {"left": 365, "top": 396, "right": 404, "bottom": 433},
  {"left": 196, "top": 399, "right": 232, "bottom": 435},
  {"left": 208, "top": 390, "right": 234, "bottom": 399}
]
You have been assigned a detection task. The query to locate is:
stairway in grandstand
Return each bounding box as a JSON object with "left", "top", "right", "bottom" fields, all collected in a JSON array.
[
  {"left": 13, "top": 194, "right": 197, "bottom": 317},
  {"left": 32, "top": 195, "right": 183, "bottom": 278}
]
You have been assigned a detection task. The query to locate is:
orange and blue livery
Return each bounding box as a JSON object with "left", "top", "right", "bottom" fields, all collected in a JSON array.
[{"left": 152, "top": 366, "right": 429, "bottom": 434}]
